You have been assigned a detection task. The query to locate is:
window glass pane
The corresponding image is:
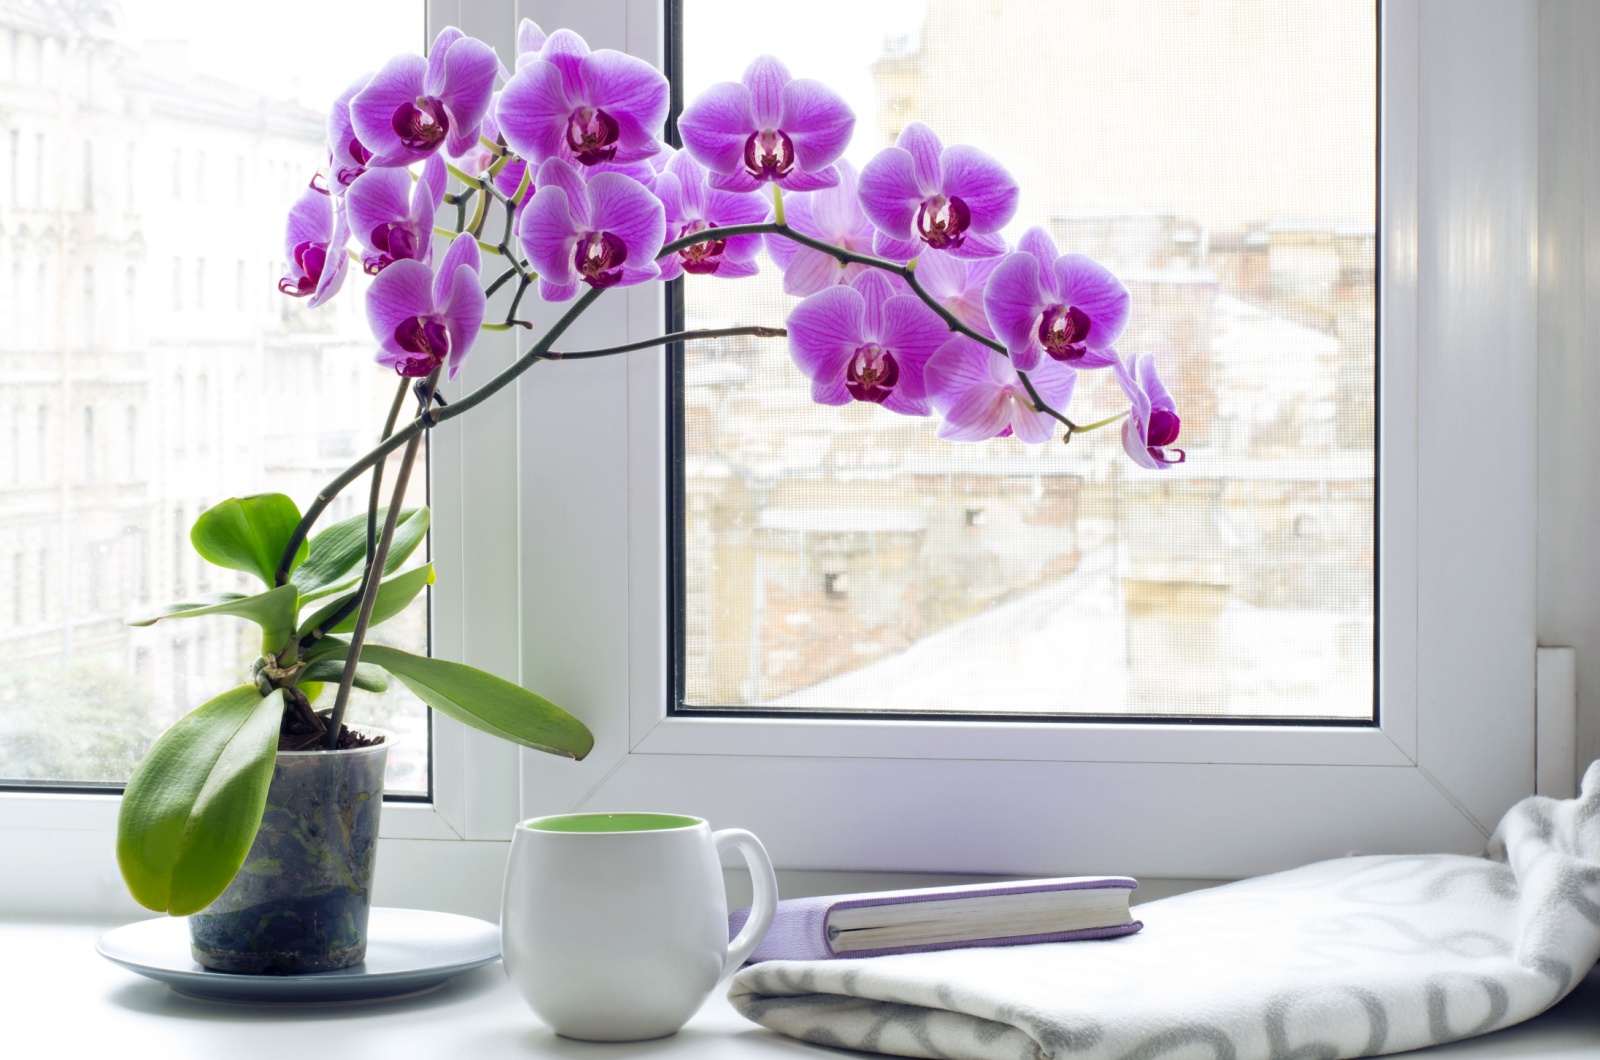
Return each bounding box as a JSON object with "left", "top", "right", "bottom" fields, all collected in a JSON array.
[
  {"left": 0, "top": 2, "right": 430, "bottom": 789},
  {"left": 677, "top": 0, "right": 1376, "bottom": 719}
]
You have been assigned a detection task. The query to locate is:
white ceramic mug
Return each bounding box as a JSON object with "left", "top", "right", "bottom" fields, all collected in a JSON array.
[{"left": 501, "top": 812, "right": 778, "bottom": 1041}]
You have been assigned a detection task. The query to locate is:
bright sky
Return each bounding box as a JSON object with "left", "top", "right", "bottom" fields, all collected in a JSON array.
[{"left": 117, "top": 0, "right": 423, "bottom": 109}]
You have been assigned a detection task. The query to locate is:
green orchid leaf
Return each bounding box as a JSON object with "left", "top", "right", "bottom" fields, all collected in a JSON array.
[
  {"left": 116, "top": 686, "right": 285, "bottom": 916},
  {"left": 127, "top": 584, "right": 299, "bottom": 654},
  {"left": 298, "top": 658, "right": 389, "bottom": 693},
  {"left": 293, "top": 507, "right": 430, "bottom": 602},
  {"left": 300, "top": 635, "right": 353, "bottom": 663},
  {"left": 296, "top": 564, "right": 434, "bottom": 639},
  {"left": 359, "top": 645, "right": 593, "bottom": 760},
  {"left": 191, "top": 494, "right": 308, "bottom": 587}
]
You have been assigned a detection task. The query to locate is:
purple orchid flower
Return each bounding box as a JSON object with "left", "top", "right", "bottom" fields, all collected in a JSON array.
[
  {"left": 764, "top": 159, "right": 878, "bottom": 297},
  {"left": 654, "top": 149, "right": 768, "bottom": 281},
  {"left": 513, "top": 18, "right": 549, "bottom": 72},
  {"left": 915, "top": 251, "right": 1002, "bottom": 338},
  {"left": 323, "top": 73, "right": 375, "bottom": 196},
  {"left": 924, "top": 335, "right": 1075, "bottom": 443},
  {"left": 678, "top": 56, "right": 855, "bottom": 194},
  {"left": 278, "top": 186, "right": 350, "bottom": 308},
  {"left": 1115, "top": 353, "right": 1185, "bottom": 469},
  {"left": 497, "top": 28, "right": 669, "bottom": 170},
  {"left": 983, "top": 227, "right": 1130, "bottom": 372},
  {"left": 350, "top": 27, "right": 498, "bottom": 167},
  {"left": 517, "top": 156, "right": 665, "bottom": 302},
  {"left": 346, "top": 154, "right": 447, "bottom": 275},
  {"left": 785, "top": 270, "right": 949, "bottom": 416},
  {"left": 858, "top": 122, "right": 1017, "bottom": 261},
  {"left": 366, "top": 232, "right": 486, "bottom": 379}
]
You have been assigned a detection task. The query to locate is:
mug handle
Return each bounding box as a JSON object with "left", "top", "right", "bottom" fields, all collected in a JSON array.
[{"left": 714, "top": 828, "right": 778, "bottom": 977}]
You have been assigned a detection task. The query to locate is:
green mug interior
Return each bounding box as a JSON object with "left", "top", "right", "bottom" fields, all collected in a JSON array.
[{"left": 523, "top": 812, "right": 701, "bottom": 833}]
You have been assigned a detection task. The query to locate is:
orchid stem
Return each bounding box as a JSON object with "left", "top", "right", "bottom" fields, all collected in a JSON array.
[
  {"left": 433, "top": 226, "right": 500, "bottom": 255},
  {"left": 771, "top": 184, "right": 785, "bottom": 226},
  {"left": 323, "top": 367, "right": 440, "bottom": 749},
  {"left": 545, "top": 325, "right": 786, "bottom": 360},
  {"left": 298, "top": 378, "right": 410, "bottom": 652},
  {"left": 1072, "top": 409, "right": 1130, "bottom": 434}
]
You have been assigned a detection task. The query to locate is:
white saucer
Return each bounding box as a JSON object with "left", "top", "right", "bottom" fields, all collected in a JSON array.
[{"left": 97, "top": 907, "right": 500, "bottom": 1003}]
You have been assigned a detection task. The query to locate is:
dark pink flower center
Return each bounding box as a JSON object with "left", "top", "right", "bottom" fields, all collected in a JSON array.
[
  {"left": 566, "top": 107, "right": 621, "bottom": 166},
  {"left": 392, "top": 96, "right": 450, "bottom": 152},
  {"left": 576, "top": 231, "right": 628, "bottom": 288},
  {"left": 392, "top": 316, "right": 449, "bottom": 377},
  {"left": 677, "top": 220, "right": 726, "bottom": 275},
  {"left": 743, "top": 129, "right": 796, "bottom": 180},
  {"left": 1038, "top": 304, "right": 1092, "bottom": 361},
  {"left": 337, "top": 137, "right": 373, "bottom": 188},
  {"left": 277, "top": 241, "right": 327, "bottom": 297},
  {"left": 365, "top": 223, "right": 423, "bottom": 274},
  {"left": 845, "top": 343, "right": 900, "bottom": 404},
  {"left": 1147, "top": 408, "right": 1181, "bottom": 449},
  {"left": 916, "top": 194, "right": 970, "bottom": 250}
]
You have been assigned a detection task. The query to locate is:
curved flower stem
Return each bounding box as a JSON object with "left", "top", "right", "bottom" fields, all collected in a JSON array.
[
  {"left": 323, "top": 367, "right": 441, "bottom": 750},
  {"left": 484, "top": 265, "right": 519, "bottom": 298},
  {"left": 546, "top": 325, "right": 786, "bottom": 360},
  {"left": 273, "top": 288, "right": 608, "bottom": 582},
  {"left": 296, "top": 379, "right": 411, "bottom": 653},
  {"left": 657, "top": 222, "right": 1081, "bottom": 432},
  {"left": 1070, "top": 409, "right": 1130, "bottom": 434},
  {"left": 434, "top": 226, "right": 501, "bottom": 255}
]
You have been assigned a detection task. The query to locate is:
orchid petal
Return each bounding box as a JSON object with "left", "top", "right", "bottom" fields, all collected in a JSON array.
[
  {"left": 811, "top": 373, "right": 852, "bottom": 406},
  {"left": 435, "top": 35, "right": 499, "bottom": 157},
  {"left": 787, "top": 285, "right": 863, "bottom": 386},
  {"left": 1139, "top": 353, "right": 1176, "bottom": 412},
  {"left": 743, "top": 55, "right": 790, "bottom": 128},
  {"left": 587, "top": 172, "right": 666, "bottom": 267},
  {"left": 581, "top": 49, "right": 670, "bottom": 149},
  {"left": 858, "top": 148, "right": 921, "bottom": 241},
  {"left": 1010, "top": 402, "right": 1057, "bottom": 444},
  {"left": 517, "top": 180, "right": 580, "bottom": 284},
  {"left": 1055, "top": 253, "right": 1131, "bottom": 349},
  {"left": 710, "top": 258, "right": 760, "bottom": 279},
  {"left": 1026, "top": 357, "right": 1077, "bottom": 410},
  {"left": 614, "top": 263, "right": 661, "bottom": 287},
  {"left": 350, "top": 53, "right": 428, "bottom": 167},
  {"left": 440, "top": 264, "right": 487, "bottom": 378},
  {"left": 939, "top": 145, "right": 1018, "bottom": 233},
  {"left": 663, "top": 151, "right": 705, "bottom": 219},
  {"left": 540, "top": 278, "right": 582, "bottom": 303},
  {"left": 948, "top": 229, "right": 1009, "bottom": 260},
  {"left": 852, "top": 270, "right": 898, "bottom": 339},
  {"left": 344, "top": 167, "right": 410, "bottom": 252},
  {"left": 779, "top": 245, "right": 844, "bottom": 296},
  {"left": 894, "top": 122, "right": 943, "bottom": 197},
  {"left": 679, "top": 81, "right": 756, "bottom": 175},
  {"left": 308, "top": 208, "right": 350, "bottom": 309},
  {"left": 776, "top": 166, "right": 839, "bottom": 192},
  {"left": 284, "top": 187, "right": 330, "bottom": 259},
  {"left": 872, "top": 230, "right": 921, "bottom": 263},
  {"left": 707, "top": 167, "right": 765, "bottom": 193},
  {"left": 497, "top": 61, "right": 571, "bottom": 165},
  {"left": 653, "top": 171, "right": 687, "bottom": 225},
  {"left": 366, "top": 259, "right": 434, "bottom": 358},
  {"left": 419, "top": 153, "right": 447, "bottom": 210},
  {"left": 433, "top": 232, "right": 481, "bottom": 305},
  {"left": 424, "top": 27, "right": 464, "bottom": 93},
  {"left": 1121, "top": 415, "right": 1163, "bottom": 470},
  {"left": 535, "top": 156, "right": 590, "bottom": 224},
  {"left": 881, "top": 295, "right": 953, "bottom": 365},
  {"left": 1018, "top": 226, "right": 1058, "bottom": 270},
  {"left": 540, "top": 29, "right": 590, "bottom": 101},
  {"left": 809, "top": 159, "right": 862, "bottom": 236},
  {"left": 779, "top": 78, "right": 855, "bottom": 173},
  {"left": 327, "top": 73, "right": 372, "bottom": 172},
  {"left": 936, "top": 387, "right": 1012, "bottom": 441},
  {"left": 984, "top": 251, "right": 1047, "bottom": 369},
  {"left": 516, "top": 19, "right": 548, "bottom": 68}
]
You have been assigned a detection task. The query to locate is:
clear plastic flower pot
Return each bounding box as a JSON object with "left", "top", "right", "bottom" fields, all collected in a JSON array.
[{"left": 188, "top": 732, "right": 389, "bottom": 974}]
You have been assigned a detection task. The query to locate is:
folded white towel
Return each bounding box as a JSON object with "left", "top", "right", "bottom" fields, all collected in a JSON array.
[{"left": 729, "top": 763, "right": 1600, "bottom": 1060}]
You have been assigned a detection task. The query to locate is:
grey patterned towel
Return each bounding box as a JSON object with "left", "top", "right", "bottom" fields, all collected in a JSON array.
[{"left": 728, "top": 763, "right": 1600, "bottom": 1060}]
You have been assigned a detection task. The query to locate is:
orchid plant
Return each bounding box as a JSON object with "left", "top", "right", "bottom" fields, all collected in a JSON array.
[{"left": 115, "top": 23, "right": 1183, "bottom": 917}]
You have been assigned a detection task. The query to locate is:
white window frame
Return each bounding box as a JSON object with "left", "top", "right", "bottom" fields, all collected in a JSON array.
[
  {"left": 0, "top": 0, "right": 1549, "bottom": 916},
  {"left": 0, "top": 0, "right": 523, "bottom": 917},
  {"left": 511, "top": 0, "right": 1542, "bottom": 880}
]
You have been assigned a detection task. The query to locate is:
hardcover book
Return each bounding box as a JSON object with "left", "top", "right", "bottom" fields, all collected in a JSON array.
[{"left": 729, "top": 876, "right": 1142, "bottom": 962}]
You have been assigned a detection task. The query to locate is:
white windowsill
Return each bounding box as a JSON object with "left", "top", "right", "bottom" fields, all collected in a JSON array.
[{"left": 8, "top": 914, "right": 1597, "bottom": 1058}]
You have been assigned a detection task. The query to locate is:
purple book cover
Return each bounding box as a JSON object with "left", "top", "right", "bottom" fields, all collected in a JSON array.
[{"left": 728, "top": 876, "right": 1143, "bottom": 963}]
